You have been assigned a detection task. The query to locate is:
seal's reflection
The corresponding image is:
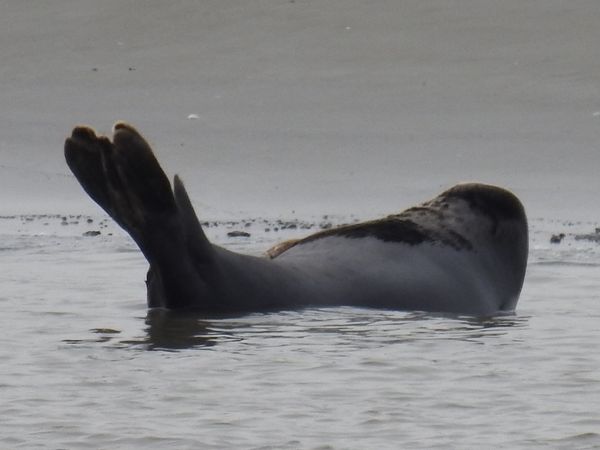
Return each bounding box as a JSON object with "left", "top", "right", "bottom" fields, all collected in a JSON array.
[
  {"left": 140, "top": 308, "right": 528, "bottom": 350},
  {"left": 143, "top": 309, "right": 220, "bottom": 350}
]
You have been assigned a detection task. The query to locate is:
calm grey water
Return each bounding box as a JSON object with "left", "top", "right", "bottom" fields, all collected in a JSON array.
[{"left": 2, "top": 215, "right": 600, "bottom": 450}]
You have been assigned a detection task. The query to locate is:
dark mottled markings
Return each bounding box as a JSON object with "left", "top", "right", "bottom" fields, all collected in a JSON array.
[
  {"left": 320, "top": 218, "right": 431, "bottom": 245},
  {"left": 268, "top": 183, "right": 525, "bottom": 259},
  {"left": 268, "top": 214, "right": 472, "bottom": 259},
  {"left": 326, "top": 216, "right": 473, "bottom": 251},
  {"left": 443, "top": 184, "right": 526, "bottom": 223}
]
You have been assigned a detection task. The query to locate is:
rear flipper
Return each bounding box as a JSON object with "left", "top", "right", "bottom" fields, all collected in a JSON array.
[
  {"left": 65, "top": 123, "right": 214, "bottom": 308},
  {"left": 64, "top": 123, "right": 176, "bottom": 249}
]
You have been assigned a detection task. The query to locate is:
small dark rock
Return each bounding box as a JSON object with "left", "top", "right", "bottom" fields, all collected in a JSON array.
[
  {"left": 227, "top": 230, "right": 251, "bottom": 238},
  {"left": 575, "top": 232, "right": 600, "bottom": 243},
  {"left": 83, "top": 230, "right": 101, "bottom": 237},
  {"left": 550, "top": 233, "right": 565, "bottom": 244}
]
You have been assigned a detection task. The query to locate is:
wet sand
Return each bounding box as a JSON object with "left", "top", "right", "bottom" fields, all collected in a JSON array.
[{"left": 1, "top": 1, "right": 599, "bottom": 220}]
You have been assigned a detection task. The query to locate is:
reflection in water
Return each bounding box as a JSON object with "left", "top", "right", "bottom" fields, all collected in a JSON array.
[
  {"left": 450, "top": 313, "right": 530, "bottom": 341},
  {"left": 392, "top": 310, "right": 530, "bottom": 342},
  {"left": 138, "top": 308, "right": 531, "bottom": 350},
  {"left": 281, "top": 308, "right": 531, "bottom": 346},
  {"left": 64, "top": 311, "right": 230, "bottom": 350},
  {"left": 139, "top": 309, "right": 225, "bottom": 351},
  {"left": 64, "top": 308, "right": 529, "bottom": 351}
]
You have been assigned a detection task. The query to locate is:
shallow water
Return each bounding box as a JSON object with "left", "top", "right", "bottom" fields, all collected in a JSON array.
[{"left": 2, "top": 215, "right": 600, "bottom": 449}]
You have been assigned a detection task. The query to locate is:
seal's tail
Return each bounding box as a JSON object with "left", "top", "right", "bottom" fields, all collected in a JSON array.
[{"left": 64, "top": 123, "right": 213, "bottom": 308}]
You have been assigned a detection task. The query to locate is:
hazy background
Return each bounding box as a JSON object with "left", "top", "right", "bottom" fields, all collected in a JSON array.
[
  {"left": 3, "top": 3, "right": 600, "bottom": 448},
  {"left": 1, "top": 0, "right": 599, "bottom": 220}
]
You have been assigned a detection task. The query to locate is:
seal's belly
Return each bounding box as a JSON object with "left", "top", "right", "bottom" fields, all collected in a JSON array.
[{"left": 274, "top": 236, "right": 499, "bottom": 314}]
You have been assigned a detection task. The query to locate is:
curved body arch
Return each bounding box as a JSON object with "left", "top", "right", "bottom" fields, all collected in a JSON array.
[{"left": 65, "top": 123, "right": 528, "bottom": 316}]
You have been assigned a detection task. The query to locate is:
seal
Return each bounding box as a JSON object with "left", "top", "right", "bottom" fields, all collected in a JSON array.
[{"left": 64, "top": 123, "right": 528, "bottom": 316}]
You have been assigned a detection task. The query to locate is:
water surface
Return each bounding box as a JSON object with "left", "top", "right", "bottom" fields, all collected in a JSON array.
[{"left": 2, "top": 215, "right": 600, "bottom": 449}]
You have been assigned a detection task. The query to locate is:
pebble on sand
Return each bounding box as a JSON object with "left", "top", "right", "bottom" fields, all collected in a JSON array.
[{"left": 227, "top": 230, "right": 251, "bottom": 238}]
